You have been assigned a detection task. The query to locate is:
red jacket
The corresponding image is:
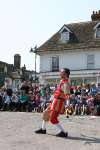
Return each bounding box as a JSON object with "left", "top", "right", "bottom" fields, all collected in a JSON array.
[{"left": 51, "top": 79, "right": 70, "bottom": 114}]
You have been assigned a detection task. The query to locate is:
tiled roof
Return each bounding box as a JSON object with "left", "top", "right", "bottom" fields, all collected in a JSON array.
[
  {"left": 37, "top": 20, "right": 100, "bottom": 53},
  {"left": 0, "top": 61, "right": 8, "bottom": 65}
]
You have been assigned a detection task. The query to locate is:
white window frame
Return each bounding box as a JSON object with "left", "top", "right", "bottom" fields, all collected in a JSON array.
[
  {"left": 96, "top": 28, "right": 100, "bottom": 38},
  {"left": 61, "top": 31, "right": 69, "bottom": 43},
  {"left": 59, "top": 26, "right": 71, "bottom": 43},
  {"left": 51, "top": 56, "right": 59, "bottom": 72},
  {"left": 93, "top": 22, "right": 100, "bottom": 38},
  {"left": 87, "top": 54, "right": 95, "bottom": 69}
]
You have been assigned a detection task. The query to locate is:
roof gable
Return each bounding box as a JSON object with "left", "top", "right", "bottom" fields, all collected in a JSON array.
[
  {"left": 37, "top": 20, "right": 100, "bottom": 53},
  {"left": 59, "top": 25, "right": 72, "bottom": 33}
]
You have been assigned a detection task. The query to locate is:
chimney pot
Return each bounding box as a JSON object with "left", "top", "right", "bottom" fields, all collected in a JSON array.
[
  {"left": 91, "top": 10, "right": 100, "bottom": 21},
  {"left": 93, "top": 11, "right": 95, "bottom": 14}
]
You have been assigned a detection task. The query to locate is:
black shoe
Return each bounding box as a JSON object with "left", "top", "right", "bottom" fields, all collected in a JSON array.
[
  {"left": 56, "top": 131, "right": 68, "bottom": 137},
  {"left": 66, "top": 115, "right": 69, "bottom": 118},
  {"left": 35, "top": 128, "right": 46, "bottom": 134}
]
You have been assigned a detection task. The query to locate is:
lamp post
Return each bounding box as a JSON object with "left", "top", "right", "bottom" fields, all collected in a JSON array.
[{"left": 30, "top": 45, "right": 37, "bottom": 85}]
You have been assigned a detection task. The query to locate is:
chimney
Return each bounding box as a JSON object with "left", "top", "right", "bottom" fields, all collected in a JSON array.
[
  {"left": 91, "top": 10, "right": 100, "bottom": 21},
  {"left": 14, "top": 54, "right": 21, "bottom": 70}
]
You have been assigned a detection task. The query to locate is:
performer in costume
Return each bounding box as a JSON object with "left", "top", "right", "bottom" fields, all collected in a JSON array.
[{"left": 35, "top": 68, "right": 70, "bottom": 137}]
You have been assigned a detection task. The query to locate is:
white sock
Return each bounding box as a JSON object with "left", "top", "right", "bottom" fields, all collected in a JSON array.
[
  {"left": 42, "top": 120, "right": 46, "bottom": 130},
  {"left": 55, "top": 123, "right": 65, "bottom": 132}
]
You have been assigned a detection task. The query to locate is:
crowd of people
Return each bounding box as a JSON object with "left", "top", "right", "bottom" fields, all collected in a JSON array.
[
  {"left": 66, "top": 83, "right": 100, "bottom": 117},
  {"left": 0, "top": 80, "right": 100, "bottom": 116},
  {"left": 0, "top": 81, "right": 52, "bottom": 112}
]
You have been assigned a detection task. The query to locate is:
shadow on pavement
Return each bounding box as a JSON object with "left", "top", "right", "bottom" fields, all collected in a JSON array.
[{"left": 47, "top": 133, "right": 100, "bottom": 144}]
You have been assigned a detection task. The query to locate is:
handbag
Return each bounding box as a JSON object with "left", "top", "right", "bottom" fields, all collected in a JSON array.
[{"left": 42, "top": 105, "right": 51, "bottom": 121}]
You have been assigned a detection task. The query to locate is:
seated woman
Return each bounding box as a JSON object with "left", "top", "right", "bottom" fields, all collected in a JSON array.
[
  {"left": 19, "top": 90, "right": 29, "bottom": 111},
  {"left": 93, "top": 92, "right": 100, "bottom": 116}
]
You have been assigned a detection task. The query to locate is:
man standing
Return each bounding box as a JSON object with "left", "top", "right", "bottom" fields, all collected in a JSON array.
[{"left": 35, "top": 68, "right": 70, "bottom": 137}]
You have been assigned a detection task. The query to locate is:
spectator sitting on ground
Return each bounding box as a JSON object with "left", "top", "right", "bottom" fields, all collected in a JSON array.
[
  {"left": 20, "top": 81, "right": 30, "bottom": 94},
  {"left": 90, "top": 83, "right": 98, "bottom": 97},
  {"left": 97, "top": 83, "right": 100, "bottom": 93},
  {"left": 1, "top": 91, "right": 11, "bottom": 111},
  {"left": 86, "top": 94, "right": 94, "bottom": 115},
  {"left": 10, "top": 92, "right": 19, "bottom": 111},
  {"left": 19, "top": 90, "right": 29, "bottom": 111},
  {"left": 27, "top": 91, "right": 36, "bottom": 112},
  {"left": 93, "top": 92, "right": 100, "bottom": 116}
]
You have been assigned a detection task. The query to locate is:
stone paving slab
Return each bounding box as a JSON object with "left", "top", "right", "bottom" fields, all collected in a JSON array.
[{"left": 0, "top": 112, "right": 100, "bottom": 150}]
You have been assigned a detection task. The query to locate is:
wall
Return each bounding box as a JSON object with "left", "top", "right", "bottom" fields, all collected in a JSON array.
[{"left": 40, "top": 48, "right": 100, "bottom": 72}]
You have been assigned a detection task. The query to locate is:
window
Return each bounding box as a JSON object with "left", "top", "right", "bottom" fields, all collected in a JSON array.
[
  {"left": 96, "top": 28, "right": 100, "bottom": 38},
  {"left": 87, "top": 54, "right": 95, "bottom": 69},
  {"left": 51, "top": 56, "right": 59, "bottom": 72},
  {"left": 0, "top": 67, "right": 4, "bottom": 73},
  {"left": 61, "top": 28, "right": 69, "bottom": 43},
  {"left": 94, "top": 23, "right": 100, "bottom": 38}
]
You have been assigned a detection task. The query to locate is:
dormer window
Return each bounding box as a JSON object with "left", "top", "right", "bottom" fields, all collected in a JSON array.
[
  {"left": 61, "top": 29, "right": 69, "bottom": 43},
  {"left": 94, "top": 22, "right": 100, "bottom": 38},
  {"left": 96, "top": 24, "right": 100, "bottom": 38},
  {"left": 60, "top": 26, "right": 71, "bottom": 43}
]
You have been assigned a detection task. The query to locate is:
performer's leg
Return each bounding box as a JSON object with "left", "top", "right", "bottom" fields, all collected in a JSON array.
[
  {"left": 50, "top": 111, "right": 68, "bottom": 137},
  {"left": 50, "top": 110, "right": 59, "bottom": 124},
  {"left": 35, "top": 120, "right": 46, "bottom": 134},
  {"left": 55, "top": 123, "right": 65, "bottom": 132},
  {"left": 42, "top": 120, "right": 46, "bottom": 130},
  {"left": 50, "top": 111, "right": 64, "bottom": 131},
  {"left": 35, "top": 105, "right": 51, "bottom": 134}
]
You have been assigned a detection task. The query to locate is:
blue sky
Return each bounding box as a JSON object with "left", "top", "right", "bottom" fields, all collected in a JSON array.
[{"left": 0, "top": 0, "right": 100, "bottom": 72}]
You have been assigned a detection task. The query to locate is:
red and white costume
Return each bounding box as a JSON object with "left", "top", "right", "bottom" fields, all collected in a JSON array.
[{"left": 49, "top": 79, "right": 70, "bottom": 124}]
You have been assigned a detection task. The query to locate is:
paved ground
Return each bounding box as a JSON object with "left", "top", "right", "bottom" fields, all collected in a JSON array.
[{"left": 0, "top": 112, "right": 100, "bottom": 150}]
